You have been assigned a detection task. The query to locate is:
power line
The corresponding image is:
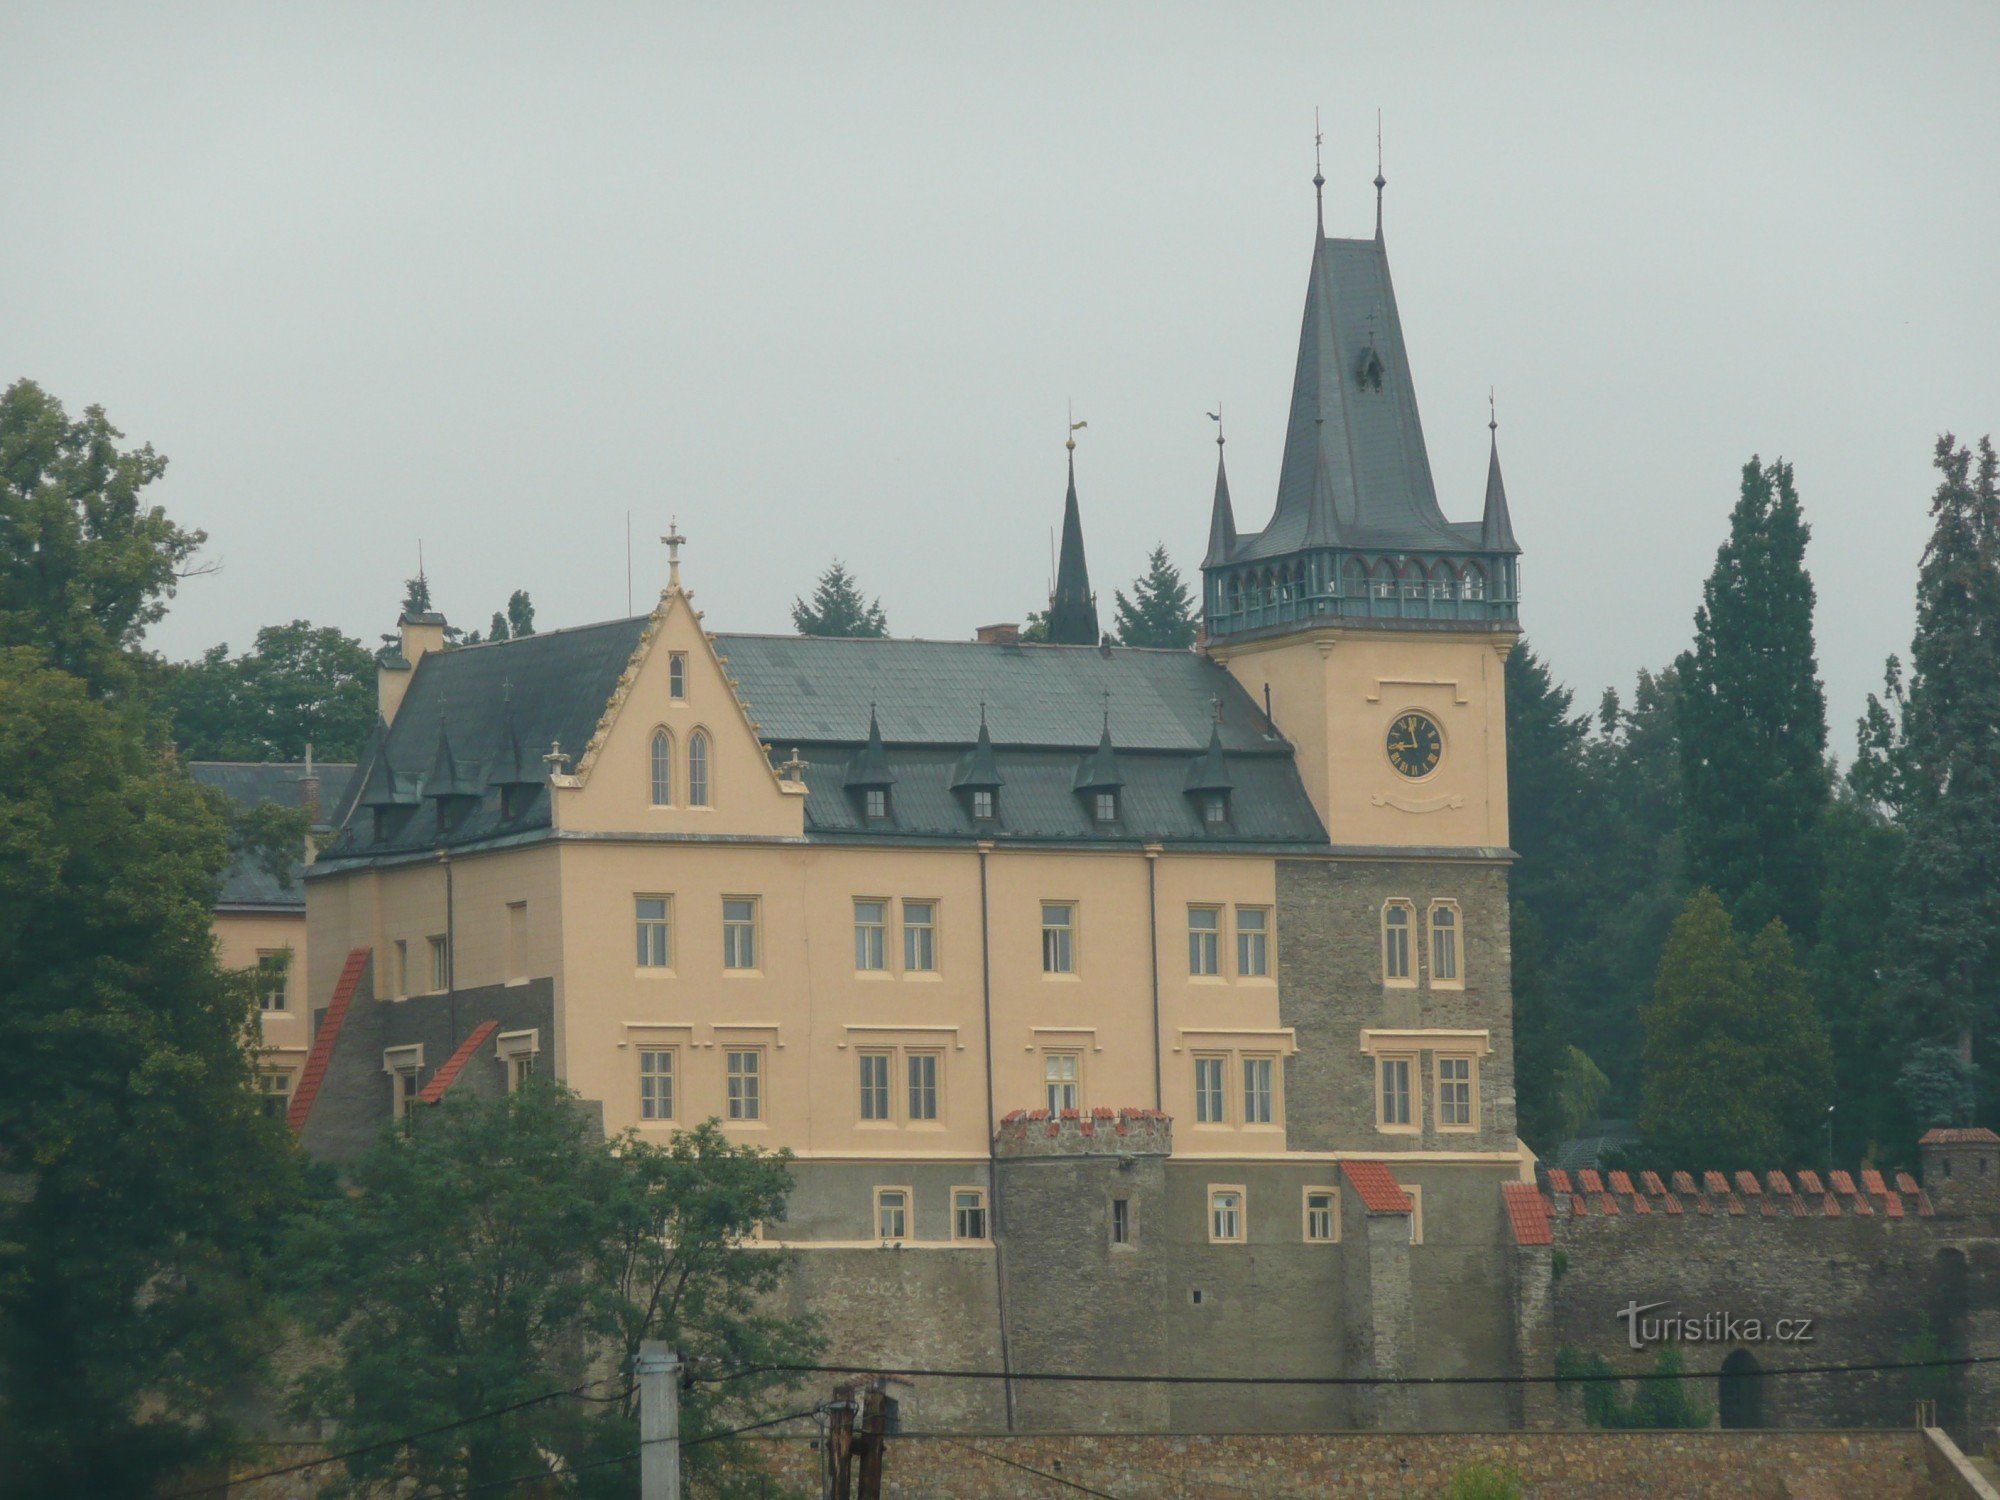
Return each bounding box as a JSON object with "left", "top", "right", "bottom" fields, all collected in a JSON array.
[
  {"left": 701, "top": 1350, "right": 2000, "bottom": 1390},
  {"left": 931, "top": 1434, "right": 1122, "bottom": 1499},
  {"left": 681, "top": 1404, "right": 827, "bottom": 1449},
  {"left": 162, "top": 1375, "right": 627, "bottom": 1498}
]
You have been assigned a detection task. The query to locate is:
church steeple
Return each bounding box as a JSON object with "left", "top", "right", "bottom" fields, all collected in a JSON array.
[
  {"left": 1046, "top": 440, "right": 1100, "bottom": 646},
  {"left": 1204, "top": 424, "right": 1237, "bottom": 567},
  {"left": 1480, "top": 402, "right": 1520, "bottom": 554}
]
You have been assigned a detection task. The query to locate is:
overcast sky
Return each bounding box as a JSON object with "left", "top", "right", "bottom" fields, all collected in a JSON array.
[{"left": 6, "top": 3, "right": 1998, "bottom": 754}]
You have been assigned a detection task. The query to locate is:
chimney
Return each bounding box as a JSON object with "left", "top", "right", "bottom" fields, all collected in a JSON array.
[
  {"left": 976, "top": 623, "right": 1021, "bottom": 646},
  {"left": 378, "top": 610, "right": 449, "bottom": 725}
]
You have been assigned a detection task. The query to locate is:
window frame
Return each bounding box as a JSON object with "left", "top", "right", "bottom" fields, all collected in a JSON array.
[
  {"left": 853, "top": 898, "right": 889, "bottom": 972},
  {"left": 635, "top": 895, "right": 673, "bottom": 970},
  {"left": 687, "top": 728, "right": 712, "bottom": 807},
  {"left": 255, "top": 948, "right": 290, "bottom": 1012},
  {"left": 1428, "top": 899, "right": 1463, "bottom": 988},
  {"left": 1208, "top": 1185, "right": 1247, "bottom": 1244},
  {"left": 1193, "top": 1054, "right": 1228, "bottom": 1125},
  {"left": 256, "top": 1068, "right": 293, "bottom": 1119},
  {"left": 863, "top": 786, "right": 889, "bottom": 820},
  {"left": 495, "top": 1029, "right": 540, "bottom": 1093},
  {"left": 1110, "top": 1196, "right": 1134, "bottom": 1247},
  {"left": 1406, "top": 1183, "right": 1426, "bottom": 1245},
  {"left": 1435, "top": 1053, "right": 1478, "bottom": 1133},
  {"left": 1381, "top": 900, "right": 1415, "bottom": 987},
  {"left": 504, "top": 901, "right": 529, "bottom": 983},
  {"left": 1093, "top": 790, "right": 1118, "bottom": 824},
  {"left": 906, "top": 1050, "right": 941, "bottom": 1122},
  {"left": 427, "top": 933, "right": 450, "bottom": 993},
  {"left": 649, "top": 727, "right": 674, "bottom": 807},
  {"left": 951, "top": 1186, "right": 988, "bottom": 1242},
  {"left": 722, "top": 896, "right": 759, "bottom": 972},
  {"left": 874, "top": 1185, "right": 911, "bottom": 1243},
  {"left": 1241, "top": 1054, "right": 1276, "bottom": 1126},
  {"left": 1236, "top": 906, "right": 1271, "bottom": 978},
  {"left": 902, "top": 899, "right": 937, "bottom": 972},
  {"left": 858, "top": 1050, "right": 893, "bottom": 1122},
  {"left": 1187, "top": 905, "right": 1222, "bottom": 977},
  {"left": 1043, "top": 1050, "right": 1081, "bottom": 1114},
  {"left": 971, "top": 788, "right": 995, "bottom": 821},
  {"left": 725, "top": 1048, "right": 764, "bottom": 1121},
  {"left": 384, "top": 1044, "right": 424, "bottom": 1120},
  {"left": 1303, "top": 1186, "right": 1340, "bottom": 1243},
  {"left": 1040, "top": 902, "right": 1076, "bottom": 975},
  {"left": 638, "top": 1047, "right": 677, "bottom": 1121},
  {"left": 668, "top": 651, "right": 688, "bottom": 702},
  {"left": 1376, "top": 1052, "right": 1418, "bottom": 1133}
]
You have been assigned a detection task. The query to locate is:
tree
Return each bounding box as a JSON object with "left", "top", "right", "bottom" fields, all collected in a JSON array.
[
  {"left": 464, "top": 589, "right": 537, "bottom": 646},
  {"left": 1638, "top": 889, "right": 1831, "bottom": 1167},
  {"left": 1677, "top": 457, "right": 1829, "bottom": 940},
  {"left": 1875, "top": 437, "right": 2000, "bottom": 1128},
  {"left": 1557, "top": 1344, "right": 1710, "bottom": 1430},
  {"left": 289, "top": 1087, "right": 818, "bottom": 1497},
  {"left": 0, "top": 648, "right": 300, "bottom": 1496},
  {"left": 1020, "top": 608, "right": 1050, "bottom": 643},
  {"left": 0, "top": 379, "right": 205, "bottom": 699},
  {"left": 1112, "top": 545, "right": 1197, "bottom": 648},
  {"left": 791, "top": 561, "right": 887, "bottom": 638},
  {"left": 1813, "top": 786, "right": 1904, "bottom": 1159},
  {"left": 159, "top": 620, "right": 376, "bottom": 761}
]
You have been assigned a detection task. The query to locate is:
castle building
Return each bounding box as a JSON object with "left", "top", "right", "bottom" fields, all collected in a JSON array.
[{"left": 290, "top": 178, "right": 1534, "bottom": 1432}]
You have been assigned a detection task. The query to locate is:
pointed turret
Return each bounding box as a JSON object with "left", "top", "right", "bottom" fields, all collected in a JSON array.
[
  {"left": 1204, "top": 438, "right": 1237, "bottom": 567},
  {"left": 950, "top": 708, "right": 1004, "bottom": 793},
  {"left": 1046, "top": 450, "right": 1100, "bottom": 646},
  {"left": 1073, "top": 713, "right": 1126, "bottom": 795},
  {"left": 844, "top": 705, "right": 897, "bottom": 793},
  {"left": 425, "top": 712, "right": 483, "bottom": 802},
  {"left": 1480, "top": 420, "right": 1521, "bottom": 554}
]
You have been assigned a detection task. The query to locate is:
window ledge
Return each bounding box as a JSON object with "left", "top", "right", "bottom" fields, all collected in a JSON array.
[{"left": 634, "top": 968, "right": 677, "bottom": 980}]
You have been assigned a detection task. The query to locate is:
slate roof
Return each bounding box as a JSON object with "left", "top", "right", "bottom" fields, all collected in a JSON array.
[
  {"left": 189, "top": 760, "right": 356, "bottom": 908},
  {"left": 319, "top": 619, "right": 1331, "bottom": 864}
]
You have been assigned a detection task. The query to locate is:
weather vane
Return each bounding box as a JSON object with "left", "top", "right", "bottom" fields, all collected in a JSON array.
[
  {"left": 1067, "top": 400, "right": 1087, "bottom": 453},
  {"left": 1207, "top": 402, "right": 1224, "bottom": 446}
]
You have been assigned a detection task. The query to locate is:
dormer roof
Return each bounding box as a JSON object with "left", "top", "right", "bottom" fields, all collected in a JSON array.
[
  {"left": 843, "top": 706, "right": 898, "bottom": 791},
  {"left": 950, "top": 713, "right": 1005, "bottom": 792},
  {"left": 1073, "top": 719, "right": 1126, "bottom": 794}
]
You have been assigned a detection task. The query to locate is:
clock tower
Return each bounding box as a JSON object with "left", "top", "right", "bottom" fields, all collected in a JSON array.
[{"left": 1203, "top": 181, "right": 1520, "bottom": 850}]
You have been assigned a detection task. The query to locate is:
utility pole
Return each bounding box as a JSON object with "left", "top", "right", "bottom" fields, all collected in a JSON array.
[
  {"left": 854, "top": 1385, "right": 887, "bottom": 1500},
  {"left": 636, "top": 1342, "right": 682, "bottom": 1500},
  {"left": 825, "top": 1384, "right": 857, "bottom": 1500}
]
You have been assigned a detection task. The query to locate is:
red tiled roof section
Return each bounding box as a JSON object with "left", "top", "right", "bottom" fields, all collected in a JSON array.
[
  {"left": 287, "top": 947, "right": 371, "bottom": 1133},
  {"left": 1830, "top": 1170, "right": 1858, "bottom": 1196},
  {"left": 1896, "top": 1172, "right": 1921, "bottom": 1195},
  {"left": 1767, "top": 1171, "right": 1794, "bottom": 1196},
  {"left": 1920, "top": 1127, "right": 2000, "bottom": 1145},
  {"left": 1578, "top": 1169, "right": 1604, "bottom": 1194},
  {"left": 418, "top": 1021, "right": 500, "bottom": 1104},
  {"left": 1640, "top": 1171, "right": 1667, "bottom": 1196},
  {"left": 1861, "top": 1168, "right": 1889, "bottom": 1195},
  {"left": 1341, "top": 1159, "right": 1413, "bottom": 1215},
  {"left": 1796, "top": 1170, "right": 1826, "bottom": 1195},
  {"left": 1703, "top": 1170, "right": 1730, "bottom": 1195},
  {"left": 1547, "top": 1169, "right": 1574, "bottom": 1195},
  {"left": 1672, "top": 1171, "right": 1698, "bottom": 1195},
  {"left": 1735, "top": 1171, "right": 1763, "bottom": 1196},
  {"left": 1503, "top": 1183, "right": 1554, "bottom": 1245}
]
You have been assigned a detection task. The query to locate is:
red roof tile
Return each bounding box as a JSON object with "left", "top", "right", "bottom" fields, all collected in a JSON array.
[
  {"left": 1608, "top": 1170, "right": 1635, "bottom": 1195},
  {"left": 1703, "top": 1171, "right": 1730, "bottom": 1195},
  {"left": 1861, "top": 1168, "right": 1889, "bottom": 1196},
  {"left": 1547, "top": 1169, "right": 1574, "bottom": 1195},
  {"left": 286, "top": 947, "right": 371, "bottom": 1133},
  {"left": 1920, "top": 1127, "right": 2000, "bottom": 1145},
  {"left": 1662, "top": 1194, "right": 1683, "bottom": 1215},
  {"left": 1696, "top": 1196, "right": 1713, "bottom": 1216},
  {"left": 1830, "top": 1170, "right": 1858, "bottom": 1196},
  {"left": 1896, "top": 1172, "right": 1920, "bottom": 1195},
  {"left": 1735, "top": 1171, "right": 1762, "bottom": 1196},
  {"left": 1630, "top": 1194, "right": 1652, "bottom": 1215},
  {"left": 1822, "top": 1194, "right": 1842, "bottom": 1217},
  {"left": 1759, "top": 1198, "right": 1778, "bottom": 1216},
  {"left": 1341, "top": 1159, "right": 1412, "bottom": 1215},
  {"left": 1640, "top": 1171, "right": 1667, "bottom": 1196},
  {"left": 1672, "top": 1171, "right": 1698, "bottom": 1195},
  {"left": 1502, "top": 1183, "right": 1554, "bottom": 1246},
  {"left": 1767, "top": 1171, "right": 1794, "bottom": 1196},
  {"left": 1883, "top": 1193, "right": 1905, "bottom": 1218},
  {"left": 1788, "top": 1195, "right": 1808, "bottom": 1216},
  {"left": 1797, "top": 1169, "right": 1826, "bottom": 1195},
  {"left": 1579, "top": 1169, "right": 1605, "bottom": 1194},
  {"left": 1725, "top": 1195, "right": 1746, "bottom": 1216},
  {"left": 417, "top": 1020, "right": 500, "bottom": 1104},
  {"left": 1849, "top": 1192, "right": 1874, "bottom": 1216},
  {"left": 1917, "top": 1192, "right": 1935, "bottom": 1217},
  {"left": 1598, "top": 1193, "right": 1620, "bottom": 1215},
  {"left": 1570, "top": 1195, "right": 1587, "bottom": 1218}
]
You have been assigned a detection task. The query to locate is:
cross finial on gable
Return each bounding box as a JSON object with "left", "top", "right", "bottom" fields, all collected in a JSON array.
[
  {"left": 779, "top": 747, "right": 810, "bottom": 783},
  {"left": 542, "top": 740, "right": 570, "bottom": 778},
  {"left": 660, "top": 517, "right": 688, "bottom": 591}
]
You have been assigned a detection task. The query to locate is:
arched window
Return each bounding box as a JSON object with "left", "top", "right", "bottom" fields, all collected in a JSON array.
[
  {"left": 1430, "top": 561, "right": 1457, "bottom": 602},
  {"left": 1371, "top": 559, "right": 1397, "bottom": 600},
  {"left": 1463, "top": 563, "right": 1486, "bottom": 602},
  {"left": 687, "top": 730, "right": 711, "bottom": 807},
  {"left": 1342, "top": 557, "right": 1368, "bottom": 600},
  {"left": 1382, "top": 901, "right": 1415, "bottom": 985},
  {"left": 1428, "top": 901, "right": 1461, "bottom": 985},
  {"left": 649, "top": 729, "right": 673, "bottom": 807}
]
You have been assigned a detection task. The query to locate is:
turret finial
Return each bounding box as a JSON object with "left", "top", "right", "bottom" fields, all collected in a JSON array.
[
  {"left": 1312, "top": 108, "right": 1326, "bottom": 231},
  {"left": 1489, "top": 386, "right": 1498, "bottom": 434},
  {"left": 1374, "top": 109, "right": 1386, "bottom": 237},
  {"left": 1066, "top": 399, "right": 1086, "bottom": 454},
  {"left": 1207, "top": 403, "right": 1224, "bottom": 446},
  {"left": 660, "top": 517, "right": 687, "bottom": 590}
]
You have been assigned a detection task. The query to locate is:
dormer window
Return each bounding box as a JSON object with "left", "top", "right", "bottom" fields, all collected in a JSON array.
[
  {"left": 864, "top": 788, "right": 889, "bottom": 820},
  {"left": 1093, "top": 791, "right": 1118, "bottom": 824},
  {"left": 1203, "top": 794, "right": 1228, "bottom": 826},
  {"left": 972, "top": 789, "right": 995, "bottom": 820}
]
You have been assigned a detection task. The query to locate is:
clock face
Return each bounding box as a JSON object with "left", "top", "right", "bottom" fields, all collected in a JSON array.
[{"left": 1386, "top": 712, "right": 1443, "bottom": 779}]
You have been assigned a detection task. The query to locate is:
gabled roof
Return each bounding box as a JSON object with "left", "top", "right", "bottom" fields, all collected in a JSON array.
[
  {"left": 188, "top": 759, "right": 357, "bottom": 908},
  {"left": 418, "top": 1020, "right": 500, "bottom": 1104}
]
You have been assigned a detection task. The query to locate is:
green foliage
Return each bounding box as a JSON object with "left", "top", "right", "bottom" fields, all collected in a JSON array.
[
  {"left": 463, "top": 589, "right": 538, "bottom": 645},
  {"left": 158, "top": 620, "right": 376, "bottom": 761},
  {"left": 1876, "top": 437, "right": 2000, "bottom": 1128},
  {"left": 1813, "top": 788, "right": 1906, "bottom": 1159},
  {"left": 1020, "top": 608, "right": 1050, "bottom": 643},
  {"left": 1556, "top": 1344, "right": 1710, "bottom": 1429},
  {"left": 1678, "top": 457, "right": 1829, "bottom": 940},
  {"left": 791, "top": 560, "right": 887, "bottom": 638},
  {"left": 287, "top": 1087, "right": 819, "bottom": 1498},
  {"left": 400, "top": 572, "right": 433, "bottom": 616},
  {"left": 1553, "top": 1046, "right": 1612, "bottom": 1144},
  {"left": 0, "top": 379, "right": 203, "bottom": 699},
  {"left": 1898, "top": 1313, "right": 1951, "bottom": 1405},
  {"left": 1112, "top": 544, "right": 1197, "bottom": 649},
  {"left": 1639, "top": 890, "right": 1832, "bottom": 1167},
  {"left": 0, "top": 647, "right": 302, "bottom": 1496},
  {"left": 1438, "top": 1459, "right": 1524, "bottom": 1499}
]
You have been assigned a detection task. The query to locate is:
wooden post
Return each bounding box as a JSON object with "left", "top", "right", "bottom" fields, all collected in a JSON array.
[
  {"left": 826, "top": 1386, "right": 856, "bottom": 1500},
  {"left": 855, "top": 1385, "right": 888, "bottom": 1500},
  {"left": 636, "top": 1342, "right": 682, "bottom": 1500}
]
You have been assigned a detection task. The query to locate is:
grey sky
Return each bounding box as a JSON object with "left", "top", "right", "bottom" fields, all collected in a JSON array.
[{"left": 5, "top": 3, "right": 1997, "bottom": 752}]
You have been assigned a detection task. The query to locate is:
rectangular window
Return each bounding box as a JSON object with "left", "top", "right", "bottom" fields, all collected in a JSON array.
[
  {"left": 428, "top": 934, "right": 449, "bottom": 993},
  {"left": 907, "top": 1052, "right": 940, "bottom": 1121},
  {"left": 953, "top": 1188, "right": 987, "bottom": 1241},
  {"left": 639, "top": 1049, "right": 676, "bottom": 1120},
  {"left": 1305, "top": 1188, "right": 1338, "bottom": 1243},
  {"left": 1209, "top": 1187, "right": 1245, "bottom": 1243},
  {"left": 854, "top": 900, "right": 888, "bottom": 971},
  {"left": 1383, "top": 903, "right": 1413, "bottom": 984},
  {"left": 1093, "top": 791, "right": 1117, "bottom": 823},
  {"left": 256, "top": 1070, "right": 292, "bottom": 1119},
  {"left": 507, "top": 1054, "right": 536, "bottom": 1092},
  {"left": 1041, "top": 903, "right": 1075, "bottom": 974},
  {"left": 636, "top": 896, "right": 671, "bottom": 968},
  {"left": 668, "top": 651, "right": 687, "bottom": 700},
  {"left": 505, "top": 902, "right": 528, "bottom": 982},
  {"left": 1237, "top": 907, "right": 1270, "bottom": 977},
  {"left": 1044, "top": 1052, "right": 1080, "bottom": 1114},
  {"left": 726, "top": 1050, "right": 762, "bottom": 1120},
  {"left": 1379, "top": 1056, "right": 1413, "bottom": 1129},
  {"left": 1438, "top": 1055, "right": 1474, "bottom": 1128},
  {"left": 1430, "top": 902, "right": 1461, "bottom": 985},
  {"left": 876, "top": 1188, "right": 909, "bottom": 1242},
  {"left": 393, "top": 939, "right": 408, "bottom": 998},
  {"left": 858, "top": 1052, "right": 891, "bottom": 1121},
  {"left": 1242, "top": 1056, "right": 1275, "bottom": 1125},
  {"left": 1188, "top": 906, "right": 1221, "bottom": 976},
  {"left": 1194, "top": 1055, "right": 1227, "bottom": 1124},
  {"left": 723, "top": 898, "right": 758, "bottom": 971},
  {"left": 864, "top": 788, "right": 888, "bottom": 819},
  {"left": 971, "top": 789, "right": 994, "bottom": 820},
  {"left": 390, "top": 1067, "right": 421, "bottom": 1120},
  {"left": 1203, "top": 793, "right": 1227, "bottom": 825},
  {"left": 256, "top": 949, "right": 288, "bottom": 1011},
  {"left": 903, "top": 900, "right": 937, "bottom": 971},
  {"left": 1111, "top": 1197, "right": 1132, "bottom": 1246}
]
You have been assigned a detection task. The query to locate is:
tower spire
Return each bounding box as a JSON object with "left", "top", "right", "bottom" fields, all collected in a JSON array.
[
  {"left": 1481, "top": 390, "right": 1520, "bottom": 554},
  {"left": 1374, "top": 109, "right": 1386, "bottom": 239},
  {"left": 1047, "top": 418, "right": 1100, "bottom": 645},
  {"left": 1313, "top": 108, "right": 1326, "bottom": 236}
]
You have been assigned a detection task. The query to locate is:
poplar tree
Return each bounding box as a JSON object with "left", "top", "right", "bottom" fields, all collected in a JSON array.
[
  {"left": 791, "top": 561, "right": 888, "bottom": 638},
  {"left": 1112, "top": 545, "right": 1197, "bottom": 648},
  {"left": 1878, "top": 437, "right": 2000, "bottom": 1126},
  {"left": 1677, "top": 457, "right": 1828, "bottom": 940}
]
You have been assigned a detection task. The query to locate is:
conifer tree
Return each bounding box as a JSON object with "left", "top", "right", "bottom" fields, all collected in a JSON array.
[
  {"left": 1677, "top": 457, "right": 1828, "bottom": 940},
  {"left": 1112, "top": 545, "right": 1197, "bottom": 648},
  {"left": 791, "top": 561, "right": 888, "bottom": 638},
  {"left": 1878, "top": 437, "right": 2000, "bottom": 1127},
  {"left": 1639, "top": 889, "right": 1831, "bottom": 1167}
]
